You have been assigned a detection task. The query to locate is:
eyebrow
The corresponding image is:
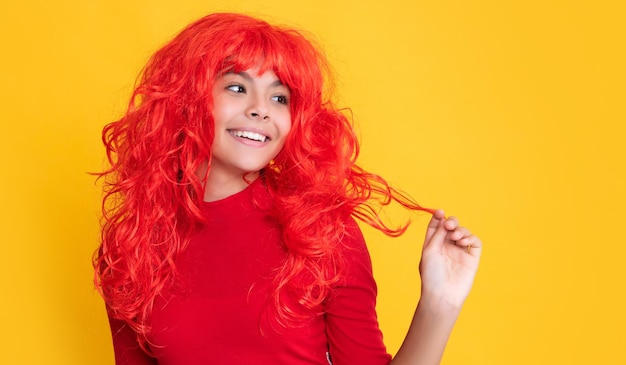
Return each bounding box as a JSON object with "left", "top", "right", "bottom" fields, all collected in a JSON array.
[{"left": 236, "top": 71, "right": 284, "bottom": 88}]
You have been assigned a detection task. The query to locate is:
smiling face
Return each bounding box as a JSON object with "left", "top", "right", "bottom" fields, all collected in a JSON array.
[{"left": 204, "top": 68, "right": 292, "bottom": 200}]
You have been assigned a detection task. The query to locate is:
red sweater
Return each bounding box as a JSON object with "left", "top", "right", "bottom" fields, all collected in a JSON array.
[{"left": 109, "top": 179, "right": 392, "bottom": 364}]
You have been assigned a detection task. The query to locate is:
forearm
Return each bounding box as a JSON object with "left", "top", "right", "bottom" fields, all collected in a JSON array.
[{"left": 390, "top": 296, "right": 461, "bottom": 365}]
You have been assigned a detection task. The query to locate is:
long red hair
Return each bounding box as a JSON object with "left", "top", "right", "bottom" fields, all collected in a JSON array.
[{"left": 94, "top": 12, "right": 432, "bottom": 343}]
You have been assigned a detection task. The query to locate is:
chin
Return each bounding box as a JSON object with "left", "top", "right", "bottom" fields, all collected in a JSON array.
[{"left": 238, "top": 163, "right": 270, "bottom": 176}]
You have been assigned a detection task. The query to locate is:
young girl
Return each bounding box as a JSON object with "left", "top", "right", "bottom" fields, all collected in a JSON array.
[{"left": 94, "top": 12, "right": 482, "bottom": 365}]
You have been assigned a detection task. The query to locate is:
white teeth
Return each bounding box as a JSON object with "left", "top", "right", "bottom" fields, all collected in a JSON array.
[{"left": 232, "top": 130, "right": 267, "bottom": 142}]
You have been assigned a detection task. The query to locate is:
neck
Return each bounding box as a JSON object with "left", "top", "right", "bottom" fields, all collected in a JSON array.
[{"left": 202, "top": 165, "right": 259, "bottom": 202}]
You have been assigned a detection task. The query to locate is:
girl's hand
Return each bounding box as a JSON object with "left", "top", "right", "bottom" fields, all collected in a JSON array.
[{"left": 419, "top": 210, "right": 482, "bottom": 310}]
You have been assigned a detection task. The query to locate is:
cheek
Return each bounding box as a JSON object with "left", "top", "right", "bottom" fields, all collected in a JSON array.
[
  {"left": 281, "top": 111, "right": 293, "bottom": 136},
  {"left": 283, "top": 120, "right": 292, "bottom": 137},
  {"left": 210, "top": 93, "right": 231, "bottom": 122},
  {"left": 211, "top": 105, "right": 234, "bottom": 132},
  {"left": 274, "top": 116, "right": 292, "bottom": 151}
]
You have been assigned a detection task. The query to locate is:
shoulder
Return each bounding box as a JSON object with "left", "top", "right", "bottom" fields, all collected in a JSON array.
[
  {"left": 333, "top": 216, "right": 375, "bottom": 287},
  {"left": 339, "top": 216, "right": 369, "bottom": 256}
]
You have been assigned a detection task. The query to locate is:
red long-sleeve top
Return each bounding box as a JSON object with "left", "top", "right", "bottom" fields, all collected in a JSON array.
[{"left": 108, "top": 178, "right": 392, "bottom": 364}]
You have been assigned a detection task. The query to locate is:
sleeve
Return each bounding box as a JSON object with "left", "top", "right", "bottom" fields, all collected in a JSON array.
[
  {"left": 324, "top": 219, "right": 393, "bottom": 365},
  {"left": 108, "top": 316, "right": 158, "bottom": 365}
]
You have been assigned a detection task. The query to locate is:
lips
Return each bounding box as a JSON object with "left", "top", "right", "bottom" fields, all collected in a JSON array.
[{"left": 228, "top": 129, "right": 271, "bottom": 143}]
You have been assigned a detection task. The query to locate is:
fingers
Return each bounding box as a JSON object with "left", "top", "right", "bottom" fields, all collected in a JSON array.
[
  {"left": 424, "top": 209, "right": 446, "bottom": 244},
  {"left": 448, "top": 226, "right": 469, "bottom": 242},
  {"left": 427, "top": 209, "right": 445, "bottom": 229},
  {"left": 443, "top": 215, "right": 458, "bottom": 231},
  {"left": 460, "top": 235, "right": 483, "bottom": 257},
  {"left": 425, "top": 210, "right": 481, "bottom": 256},
  {"left": 424, "top": 215, "right": 449, "bottom": 249},
  {"left": 443, "top": 217, "right": 474, "bottom": 249}
]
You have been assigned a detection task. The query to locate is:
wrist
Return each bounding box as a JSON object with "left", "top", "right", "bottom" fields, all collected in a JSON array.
[{"left": 418, "top": 291, "right": 464, "bottom": 317}]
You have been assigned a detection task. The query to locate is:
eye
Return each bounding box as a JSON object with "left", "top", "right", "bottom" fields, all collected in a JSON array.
[
  {"left": 226, "top": 84, "right": 245, "bottom": 93},
  {"left": 271, "top": 95, "right": 289, "bottom": 105}
]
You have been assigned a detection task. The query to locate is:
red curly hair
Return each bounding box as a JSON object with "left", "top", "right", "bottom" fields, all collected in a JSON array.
[{"left": 94, "top": 12, "right": 433, "bottom": 343}]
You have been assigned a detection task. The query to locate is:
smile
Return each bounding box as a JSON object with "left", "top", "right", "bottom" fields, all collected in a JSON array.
[{"left": 228, "top": 130, "right": 270, "bottom": 143}]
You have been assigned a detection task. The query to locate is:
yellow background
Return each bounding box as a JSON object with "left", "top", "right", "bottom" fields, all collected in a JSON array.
[{"left": 1, "top": 0, "right": 624, "bottom": 364}]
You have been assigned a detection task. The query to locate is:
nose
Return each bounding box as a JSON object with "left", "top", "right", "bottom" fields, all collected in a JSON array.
[{"left": 247, "top": 94, "right": 269, "bottom": 120}]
